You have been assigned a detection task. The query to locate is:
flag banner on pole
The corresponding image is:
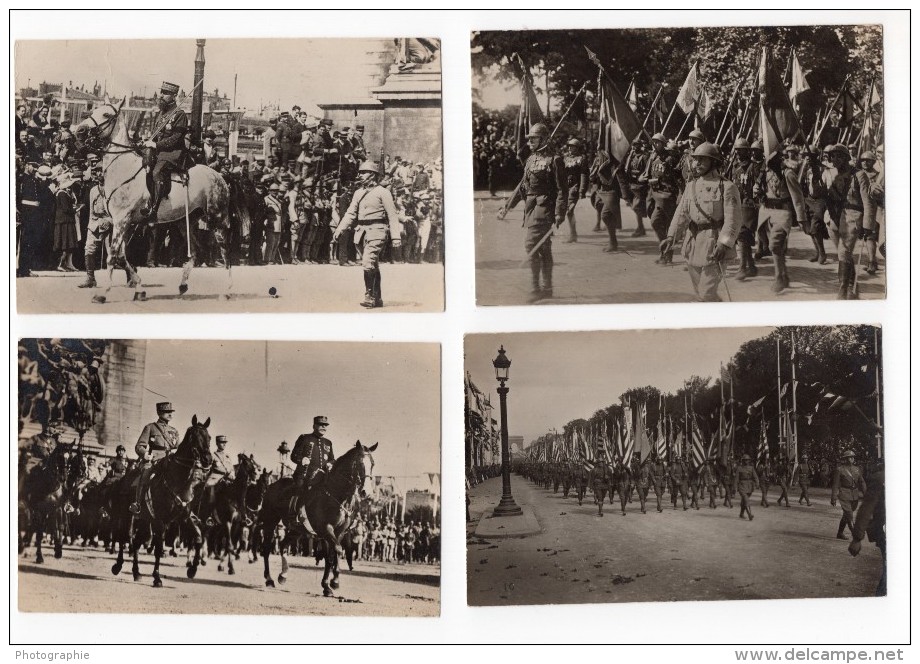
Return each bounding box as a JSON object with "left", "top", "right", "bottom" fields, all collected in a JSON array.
[
  {"left": 626, "top": 78, "right": 638, "bottom": 112},
  {"left": 596, "top": 67, "right": 644, "bottom": 162},
  {"left": 757, "top": 419, "right": 770, "bottom": 467},
  {"left": 635, "top": 402, "right": 652, "bottom": 462},
  {"left": 758, "top": 46, "right": 803, "bottom": 155},
  {"left": 788, "top": 49, "right": 811, "bottom": 112},
  {"left": 512, "top": 53, "right": 546, "bottom": 162},
  {"left": 676, "top": 62, "right": 699, "bottom": 114},
  {"left": 690, "top": 416, "right": 707, "bottom": 471}
]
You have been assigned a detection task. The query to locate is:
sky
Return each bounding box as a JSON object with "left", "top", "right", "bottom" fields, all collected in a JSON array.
[
  {"left": 15, "top": 38, "right": 396, "bottom": 115},
  {"left": 465, "top": 327, "right": 773, "bottom": 444},
  {"left": 472, "top": 65, "right": 554, "bottom": 112},
  {"left": 137, "top": 340, "right": 440, "bottom": 485}
]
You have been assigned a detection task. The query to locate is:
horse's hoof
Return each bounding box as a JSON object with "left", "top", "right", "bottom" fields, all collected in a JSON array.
[
  {"left": 187, "top": 566, "right": 197, "bottom": 579},
  {"left": 169, "top": 550, "right": 177, "bottom": 558},
  {"left": 330, "top": 579, "right": 340, "bottom": 589},
  {"left": 54, "top": 548, "right": 63, "bottom": 559},
  {"left": 217, "top": 564, "right": 223, "bottom": 572},
  {"left": 133, "top": 571, "right": 141, "bottom": 582},
  {"left": 111, "top": 563, "right": 122, "bottom": 575},
  {"left": 200, "top": 559, "right": 206, "bottom": 567},
  {"left": 92, "top": 295, "right": 106, "bottom": 304},
  {"left": 265, "top": 579, "right": 275, "bottom": 588},
  {"left": 323, "top": 587, "right": 334, "bottom": 597},
  {"left": 234, "top": 553, "right": 240, "bottom": 560},
  {"left": 178, "top": 283, "right": 189, "bottom": 296},
  {"left": 133, "top": 291, "right": 147, "bottom": 302},
  {"left": 153, "top": 576, "right": 163, "bottom": 588},
  {"left": 278, "top": 574, "right": 286, "bottom": 585},
  {"left": 228, "top": 567, "right": 235, "bottom": 576},
  {"left": 185, "top": 561, "right": 191, "bottom": 568}
]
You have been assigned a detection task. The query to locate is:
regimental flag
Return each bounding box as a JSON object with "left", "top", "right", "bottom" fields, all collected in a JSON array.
[
  {"left": 626, "top": 78, "right": 638, "bottom": 112},
  {"left": 676, "top": 62, "right": 700, "bottom": 114},
  {"left": 757, "top": 46, "right": 803, "bottom": 157},
  {"left": 719, "top": 403, "right": 734, "bottom": 464},
  {"left": 656, "top": 414, "right": 667, "bottom": 459},
  {"left": 635, "top": 402, "right": 652, "bottom": 462},
  {"left": 697, "top": 86, "right": 714, "bottom": 122},
  {"left": 756, "top": 419, "right": 770, "bottom": 467},
  {"left": 837, "top": 83, "right": 861, "bottom": 129},
  {"left": 787, "top": 49, "right": 811, "bottom": 112},
  {"left": 689, "top": 416, "right": 707, "bottom": 471},
  {"left": 512, "top": 53, "right": 546, "bottom": 163},
  {"left": 588, "top": 48, "right": 644, "bottom": 162},
  {"left": 653, "top": 84, "right": 670, "bottom": 131}
]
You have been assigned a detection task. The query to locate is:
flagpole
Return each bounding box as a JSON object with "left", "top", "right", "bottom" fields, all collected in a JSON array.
[
  {"left": 729, "top": 363, "right": 736, "bottom": 457},
  {"left": 859, "top": 74, "right": 876, "bottom": 154},
  {"left": 817, "top": 74, "right": 852, "bottom": 147},
  {"left": 715, "top": 80, "right": 742, "bottom": 146},
  {"left": 642, "top": 84, "right": 665, "bottom": 130},
  {"left": 776, "top": 335, "right": 784, "bottom": 455},
  {"left": 790, "top": 329, "right": 798, "bottom": 463},
  {"left": 875, "top": 328, "right": 882, "bottom": 459}
]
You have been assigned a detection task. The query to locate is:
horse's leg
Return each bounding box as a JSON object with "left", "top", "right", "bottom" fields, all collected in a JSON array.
[
  {"left": 34, "top": 514, "right": 44, "bottom": 564},
  {"left": 214, "top": 225, "right": 233, "bottom": 298},
  {"left": 261, "top": 519, "right": 275, "bottom": 587},
  {"left": 187, "top": 515, "right": 203, "bottom": 579},
  {"left": 151, "top": 524, "right": 164, "bottom": 588},
  {"left": 324, "top": 525, "right": 341, "bottom": 592},
  {"left": 177, "top": 219, "right": 195, "bottom": 296},
  {"left": 94, "top": 221, "right": 128, "bottom": 304},
  {"left": 278, "top": 532, "right": 291, "bottom": 585},
  {"left": 130, "top": 521, "right": 144, "bottom": 581},
  {"left": 225, "top": 520, "right": 235, "bottom": 575},
  {"left": 111, "top": 520, "right": 125, "bottom": 576},
  {"left": 53, "top": 508, "right": 64, "bottom": 558}
]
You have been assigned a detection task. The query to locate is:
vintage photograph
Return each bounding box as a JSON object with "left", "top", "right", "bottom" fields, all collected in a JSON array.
[
  {"left": 17, "top": 339, "right": 440, "bottom": 616},
  {"left": 466, "top": 326, "right": 885, "bottom": 606},
  {"left": 15, "top": 37, "right": 444, "bottom": 313},
  {"left": 472, "top": 26, "right": 885, "bottom": 305}
]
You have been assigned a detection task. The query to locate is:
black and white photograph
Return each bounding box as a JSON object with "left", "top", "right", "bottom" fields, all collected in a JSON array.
[
  {"left": 472, "top": 26, "right": 886, "bottom": 305},
  {"left": 15, "top": 37, "right": 444, "bottom": 313},
  {"left": 466, "top": 326, "right": 885, "bottom": 606},
  {"left": 17, "top": 339, "right": 440, "bottom": 616}
]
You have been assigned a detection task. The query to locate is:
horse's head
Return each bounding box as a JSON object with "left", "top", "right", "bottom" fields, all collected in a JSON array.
[
  {"left": 350, "top": 440, "right": 377, "bottom": 498},
  {"left": 237, "top": 453, "right": 258, "bottom": 482},
  {"left": 66, "top": 444, "right": 89, "bottom": 486},
  {"left": 177, "top": 415, "right": 213, "bottom": 469},
  {"left": 74, "top": 96, "right": 125, "bottom": 148}
]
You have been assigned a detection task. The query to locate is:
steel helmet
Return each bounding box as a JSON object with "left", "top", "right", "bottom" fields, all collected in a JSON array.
[
  {"left": 691, "top": 142, "right": 723, "bottom": 162},
  {"left": 858, "top": 150, "right": 877, "bottom": 163},
  {"left": 750, "top": 140, "right": 764, "bottom": 152},
  {"left": 651, "top": 132, "right": 666, "bottom": 143},
  {"left": 665, "top": 139, "right": 680, "bottom": 153},
  {"left": 566, "top": 137, "right": 583, "bottom": 147},
  {"left": 526, "top": 123, "right": 549, "bottom": 139},
  {"left": 688, "top": 129, "right": 706, "bottom": 141},
  {"left": 358, "top": 160, "right": 379, "bottom": 173},
  {"left": 733, "top": 137, "right": 751, "bottom": 150}
]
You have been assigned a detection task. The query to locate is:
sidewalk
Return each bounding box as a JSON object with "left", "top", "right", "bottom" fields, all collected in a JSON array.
[{"left": 468, "top": 476, "right": 541, "bottom": 538}]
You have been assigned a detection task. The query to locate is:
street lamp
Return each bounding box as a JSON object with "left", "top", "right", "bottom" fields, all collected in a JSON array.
[
  {"left": 492, "top": 346, "right": 522, "bottom": 517},
  {"left": 277, "top": 440, "right": 290, "bottom": 478}
]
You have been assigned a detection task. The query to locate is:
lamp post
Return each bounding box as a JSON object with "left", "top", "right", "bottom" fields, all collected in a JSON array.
[
  {"left": 277, "top": 440, "right": 290, "bottom": 478},
  {"left": 492, "top": 346, "right": 522, "bottom": 517}
]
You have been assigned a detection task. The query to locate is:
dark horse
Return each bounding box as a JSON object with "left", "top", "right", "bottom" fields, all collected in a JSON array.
[
  {"left": 19, "top": 442, "right": 86, "bottom": 563},
  {"left": 258, "top": 441, "right": 377, "bottom": 597},
  {"left": 109, "top": 416, "right": 213, "bottom": 587},
  {"left": 200, "top": 453, "right": 260, "bottom": 575}
]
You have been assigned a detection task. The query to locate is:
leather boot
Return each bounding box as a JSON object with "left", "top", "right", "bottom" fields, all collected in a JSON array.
[
  {"left": 816, "top": 236, "right": 827, "bottom": 264},
  {"left": 808, "top": 236, "right": 821, "bottom": 262},
  {"left": 837, "top": 263, "right": 850, "bottom": 300},
  {"left": 771, "top": 255, "right": 786, "bottom": 293},
  {"left": 736, "top": 245, "right": 750, "bottom": 280},
  {"left": 78, "top": 255, "right": 97, "bottom": 288},
  {"left": 528, "top": 264, "right": 542, "bottom": 302},
  {"left": 372, "top": 269, "right": 383, "bottom": 307},
  {"left": 140, "top": 179, "right": 164, "bottom": 219},
  {"left": 542, "top": 263, "right": 553, "bottom": 299},
  {"left": 360, "top": 271, "right": 376, "bottom": 308}
]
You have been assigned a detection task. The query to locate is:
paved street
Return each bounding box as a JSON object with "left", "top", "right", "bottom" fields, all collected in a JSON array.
[
  {"left": 467, "top": 475, "right": 882, "bottom": 606},
  {"left": 18, "top": 543, "right": 439, "bottom": 616},
  {"left": 474, "top": 191, "right": 886, "bottom": 306},
  {"left": 17, "top": 263, "right": 444, "bottom": 314}
]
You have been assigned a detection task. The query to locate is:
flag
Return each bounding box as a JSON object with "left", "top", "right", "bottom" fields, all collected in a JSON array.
[
  {"left": 512, "top": 53, "right": 545, "bottom": 162},
  {"left": 675, "top": 62, "right": 700, "bottom": 114},
  {"left": 757, "top": 46, "right": 803, "bottom": 156},
  {"left": 787, "top": 49, "right": 811, "bottom": 112},
  {"left": 654, "top": 84, "right": 670, "bottom": 129},
  {"left": 866, "top": 80, "right": 882, "bottom": 110},
  {"left": 626, "top": 78, "right": 638, "bottom": 112},
  {"left": 697, "top": 86, "right": 714, "bottom": 122},
  {"left": 756, "top": 419, "right": 770, "bottom": 467},
  {"left": 690, "top": 416, "right": 707, "bottom": 470},
  {"left": 635, "top": 402, "right": 652, "bottom": 461},
  {"left": 656, "top": 414, "right": 667, "bottom": 459},
  {"left": 592, "top": 57, "right": 644, "bottom": 162}
]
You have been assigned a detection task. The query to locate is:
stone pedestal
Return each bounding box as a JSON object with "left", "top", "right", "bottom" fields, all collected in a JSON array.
[{"left": 96, "top": 340, "right": 147, "bottom": 456}]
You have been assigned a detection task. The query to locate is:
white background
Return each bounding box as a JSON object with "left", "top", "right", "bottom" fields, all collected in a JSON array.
[{"left": 7, "top": 7, "right": 914, "bottom": 657}]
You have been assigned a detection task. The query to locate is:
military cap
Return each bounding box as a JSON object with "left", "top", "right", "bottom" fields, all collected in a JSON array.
[
  {"left": 841, "top": 449, "right": 855, "bottom": 459},
  {"left": 733, "top": 137, "right": 751, "bottom": 150},
  {"left": 566, "top": 137, "right": 583, "bottom": 147},
  {"left": 858, "top": 151, "right": 877, "bottom": 163},
  {"left": 160, "top": 81, "right": 180, "bottom": 96},
  {"left": 279, "top": 111, "right": 290, "bottom": 118},
  {"left": 37, "top": 165, "right": 53, "bottom": 177},
  {"left": 355, "top": 124, "right": 365, "bottom": 131},
  {"left": 692, "top": 142, "right": 723, "bottom": 162},
  {"left": 526, "top": 123, "right": 549, "bottom": 139},
  {"left": 216, "top": 435, "right": 228, "bottom": 444},
  {"left": 156, "top": 401, "right": 175, "bottom": 413},
  {"left": 86, "top": 153, "right": 99, "bottom": 162},
  {"left": 358, "top": 160, "right": 379, "bottom": 173},
  {"left": 801, "top": 453, "right": 808, "bottom": 459},
  {"left": 688, "top": 129, "right": 706, "bottom": 141},
  {"left": 741, "top": 453, "right": 751, "bottom": 461},
  {"left": 750, "top": 140, "right": 764, "bottom": 151},
  {"left": 116, "top": 444, "right": 127, "bottom": 452},
  {"left": 314, "top": 415, "right": 330, "bottom": 426},
  {"left": 651, "top": 132, "right": 666, "bottom": 143},
  {"left": 268, "top": 182, "right": 280, "bottom": 191}
]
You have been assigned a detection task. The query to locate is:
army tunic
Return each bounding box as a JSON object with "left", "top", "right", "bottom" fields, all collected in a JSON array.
[
  {"left": 291, "top": 432, "right": 335, "bottom": 483},
  {"left": 624, "top": 149, "right": 650, "bottom": 217},
  {"left": 667, "top": 171, "right": 742, "bottom": 301},
  {"left": 832, "top": 462, "right": 867, "bottom": 515},
  {"left": 731, "top": 159, "right": 760, "bottom": 245},
  {"left": 506, "top": 147, "right": 566, "bottom": 265},
  {"left": 562, "top": 153, "right": 589, "bottom": 212},
  {"left": 800, "top": 162, "right": 831, "bottom": 239},
  {"left": 757, "top": 164, "right": 806, "bottom": 254},
  {"left": 135, "top": 419, "right": 179, "bottom": 461},
  {"left": 832, "top": 167, "right": 877, "bottom": 269},
  {"left": 734, "top": 463, "right": 759, "bottom": 496},
  {"left": 147, "top": 103, "right": 189, "bottom": 182},
  {"left": 642, "top": 152, "right": 682, "bottom": 241}
]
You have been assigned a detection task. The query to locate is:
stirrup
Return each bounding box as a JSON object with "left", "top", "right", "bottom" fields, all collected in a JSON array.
[{"left": 129, "top": 502, "right": 141, "bottom": 515}]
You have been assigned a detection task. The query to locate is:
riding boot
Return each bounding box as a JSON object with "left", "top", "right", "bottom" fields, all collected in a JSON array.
[
  {"left": 360, "top": 270, "right": 376, "bottom": 308},
  {"left": 771, "top": 255, "right": 786, "bottom": 294},
  {"left": 141, "top": 180, "right": 164, "bottom": 220},
  {"left": 836, "top": 263, "right": 849, "bottom": 300},
  {"left": 815, "top": 236, "right": 827, "bottom": 264},
  {"left": 372, "top": 269, "right": 383, "bottom": 307},
  {"left": 542, "top": 263, "right": 553, "bottom": 298},
  {"left": 807, "top": 236, "right": 820, "bottom": 263},
  {"left": 129, "top": 465, "right": 148, "bottom": 515},
  {"left": 564, "top": 214, "right": 577, "bottom": 242},
  {"left": 78, "top": 254, "right": 97, "bottom": 288},
  {"left": 528, "top": 263, "right": 542, "bottom": 302},
  {"left": 735, "top": 245, "right": 749, "bottom": 279}
]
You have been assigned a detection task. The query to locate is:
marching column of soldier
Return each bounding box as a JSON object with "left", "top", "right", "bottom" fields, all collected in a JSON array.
[{"left": 16, "top": 86, "right": 444, "bottom": 305}]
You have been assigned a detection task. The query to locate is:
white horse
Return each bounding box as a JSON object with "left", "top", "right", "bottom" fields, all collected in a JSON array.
[{"left": 75, "top": 97, "right": 232, "bottom": 303}]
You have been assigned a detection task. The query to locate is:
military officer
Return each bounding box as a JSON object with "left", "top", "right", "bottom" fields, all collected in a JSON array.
[
  {"left": 561, "top": 137, "right": 589, "bottom": 243},
  {"left": 827, "top": 144, "right": 876, "bottom": 299},
  {"left": 291, "top": 415, "right": 335, "bottom": 492},
  {"left": 799, "top": 145, "right": 830, "bottom": 265},
  {"left": 640, "top": 133, "right": 682, "bottom": 264},
  {"left": 730, "top": 137, "right": 760, "bottom": 280},
  {"left": 140, "top": 82, "right": 189, "bottom": 220},
  {"left": 831, "top": 449, "right": 867, "bottom": 540},
  {"left": 211, "top": 435, "right": 235, "bottom": 481},
  {"left": 661, "top": 142, "right": 741, "bottom": 302},
  {"left": 856, "top": 151, "right": 881, "bottom": 276},
  {"left": 333, "top": 161, "right": 402, "bottom": 308},
  {"left": 623, "top": 137, "right": 650, "bottom": 237},
  {"left": 734, "top": 453, "right": 759, "bottom": 520},
  {"left": 755, "top": 146, "right": 807, "bottom": 294},
  {"left": 104, "top": 444, "right": 129, "bottom": 484},
  {"left": 130, "top": 401, "right": 180, "bottom": 514},
  {"left": 668, "top": 453, "right": 690, "bottom": 510},
  {"left": 497, "top": 123, "right": 566, "bottom": 301},
  {"left": 795, "top": 452, "right": 812, "bottom": 506}
]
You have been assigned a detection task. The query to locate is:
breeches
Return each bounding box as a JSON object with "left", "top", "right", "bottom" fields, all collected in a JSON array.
[
  {"left": 688, "top": 262, "right": 725, "bottom": 302},
  {"left": 356, "top": 224, "right": 388, "bottom": 271},
  {"left": 758, "top": 207, "right": 792, "bottom": 254},
  {"left": 649, "top": 195, "right": 676, "bottom": 240},
  {"left": 837, "top": 210, "right": 864, "bottom": 265},
  {"left": 737, "top": 206, "right": 758, "bottom": 245},
  {"left": 594, "top": 191, "right": 621, "bottom": 230},
  {"left": 84, "top": 227, "right": 112, "bottom": 257},
  {"left": 524, "top": 223, "right": 553, "bottom": 268}
]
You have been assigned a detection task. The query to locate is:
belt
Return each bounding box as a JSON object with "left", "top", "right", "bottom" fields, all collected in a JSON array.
[
  {"left": 844, "top": 203, "right": 864, "bottom": 212},
  {"left": 357, "top": 218, "right": 387, "bottom": 225},
  {"left": 21, "top": 200, "right": 39, "bottom": 207},
  {"left": 691, "top": 222, "right": 721, "bottom": 232},
  {"left": 764, "top": 197, "right": 792, "bottom": 210}
]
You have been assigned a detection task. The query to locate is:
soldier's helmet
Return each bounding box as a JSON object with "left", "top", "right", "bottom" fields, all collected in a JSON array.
[
  {"left": 783, "top": 143, "right": 801, "bottom": 155},
  {"left": 733, "top": 137, "right": 751, "bottom": 150},
  {"left": 651, "top": 132, "right": 666, "bottom": 144},
  {"left": 116, "top": 444, "right": 126, "bottom": 453},
  {"left": 358, "top": 160, "right": 379, "bottom": 173},
  {"left": 526, "top": 123, "right": 549, "bottom": 139},
  {"left": 665, "top": 139, "right": 681, "bottom": 153},
  {"left": 833, "top": 144, "right": 851, "bottom": 159},
  {"left": 691, "top": 142, "right": 723, "bottom": 162},
  {"left": 841, "top": 449, "right": 856, "bottom": 460},
  {"left": 858, "top": 150, "right": 877, "bottom": 163},
  {"left": 741, "top": 453, "right": 751, "bottom": 462},
  {"left": 688, "top": 129, "right": 707, "bottom": 142},
  {"left": 750, "top": 140, "right": 764, "bottom": 152},
  {"left": 566, "top": 137, "right": 583, "bottom": 148}
]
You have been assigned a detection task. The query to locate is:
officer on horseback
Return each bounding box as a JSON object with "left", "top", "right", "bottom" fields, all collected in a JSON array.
[
  {"left": 129, "top": 401, "right": 179, "bottom": 514},
  {"left": 140, "top": 81, "right": 189, "bottom": 220},
  {"left": 291, "top": 415, "right": 335, "bottom": 491}
]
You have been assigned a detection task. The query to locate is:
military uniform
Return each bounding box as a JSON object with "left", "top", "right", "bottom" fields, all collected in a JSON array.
[
  {"left": 650, "top": 456, "right": 669, "bottom": 512},
  {"left": 642, "top": 147, "right": 682, "bottom": 252},
  {"left": 590, "top": 460, "right": 613, "bottom": 516},
  {"left": 291, "top": 421, "right": 335, "bottom": 489},
  {"left": 589, "top": 150, "right": 629, "bottom": 252},
  {"left": 335, "top": 164, "right": 402, "bottom": 308},
  {"left": 668, "top": 458, "right": 690, "bottom": 510},
  {"left": 757, "top": 159, "right": 806, "bottom": 293},
  {"left": 832, "top": 452, "right": 867, "bottom": 539},
  {"left": 79, "top": 183, "right": 122, "bottom": 288},
  {"left": 562, "top": 144, "right": 589, "bottom": 242},
  {"left": 800, "top": 152, "right": 830, "bottom": 263},
  {"left": 666, "top": 158, "right": 742, "bottom": 302},
  {"left": 829, "top": 149, "right": 876, "bottom": 298},
  {"left": 130, "top": 402, "right": 179, "bottom": 514},
  {"left": 634, "top": 460, "right": 653, "bottom": 514},
  {"left": 795, "top": 457, "right": 812, "bottom": 506},
  {"left": 774, "top": 456, "right": 792, "bottom": 507},
  {"left": 624, "top": 146, "right": 649, "bottom": 234},
  {"left": 141, "top": 82, "right": 189, "bottom": 219},
  {"left": 504, "top": 125, "right": 566, "bottom": 297},
  {"left": 702, "top": 461, "right": 720, "bottom": 509},
  {"left": 731, "top": 155, "right": 760, "bottom": 278},
  {"left": 734, "top": 456, "right": 759, "bottom": 520},
  {"left": 756, "top": 459, "right": 772, "bottom": 507}
]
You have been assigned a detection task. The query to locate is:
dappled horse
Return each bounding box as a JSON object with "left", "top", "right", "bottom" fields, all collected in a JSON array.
[
  {"left": 74, "top": 98, "right": 231, "bottom": 303},
  {"left": 109, "top": 416, "right": 213, "bottom": 587},
  {"left": 19, "top": 443, "right": 86, "bottom": 563},
  {"left": 258, "top": 441, "right": 377, "bottom": 597}
]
